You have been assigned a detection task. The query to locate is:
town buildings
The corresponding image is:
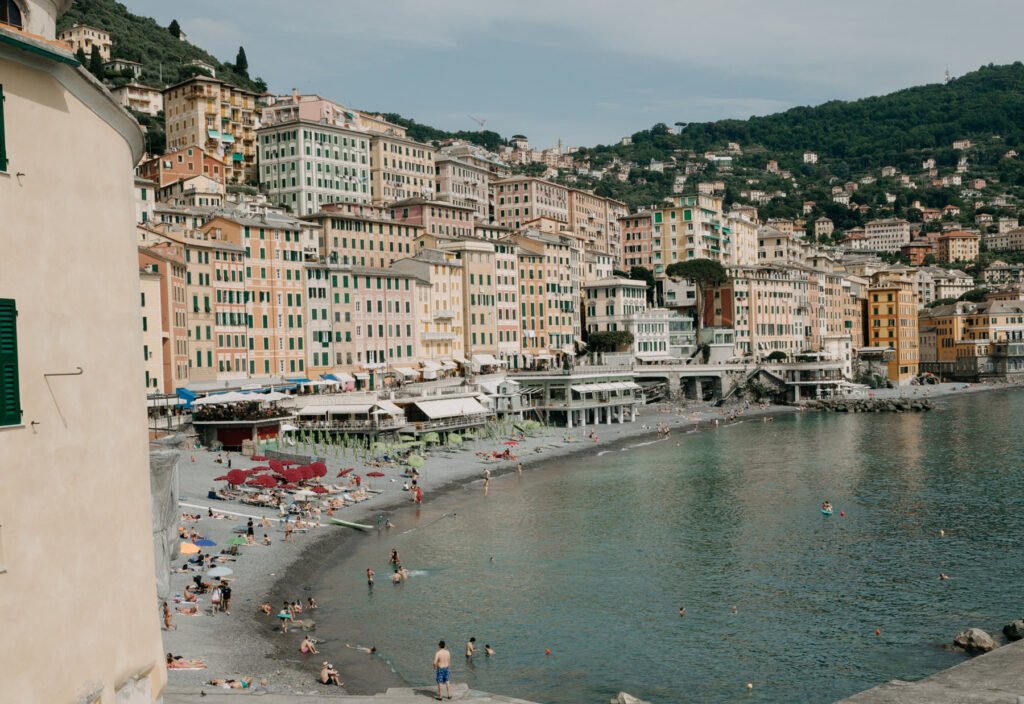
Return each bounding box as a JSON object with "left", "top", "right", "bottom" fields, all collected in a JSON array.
[
  {"left": 110, "top": 80, "right": 163, "bottom": 116},
  {"left": 58, "top": 21, "right": 110, "bottom": 59},
  {"left": 863, "top": 218, "right": 911, "bottom": 252},
  {"left": 257, "top": 94, "right": 371, "bottom": 215},
  {"left": 1, "top": 3, "right": 165, "bottom": 700},
  {"left": 936, "top": 231, "right": 980, "bottom": 263},
  {"left": 368, "top": 123, "right": 437, "bottom": 203},
  {"left": 162, "top": 75, "right": 260, "bottom": 184},
  {"left": 866, "top": 273, "right": 919, "bottom": 384}
]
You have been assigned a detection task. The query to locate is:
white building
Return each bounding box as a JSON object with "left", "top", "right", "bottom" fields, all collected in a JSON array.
[{"left": 258, "top": 118, "right": 371, "bottom": 216}]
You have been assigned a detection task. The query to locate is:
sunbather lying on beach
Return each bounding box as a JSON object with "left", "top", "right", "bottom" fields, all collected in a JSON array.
[
  {"left": 208, "top": 677, "right": 252, "bottom": 689},
  {"left": 166, "top": 654, "right": 206, "bottom": 669},
  {"left": 176, "top": 606, "right": 200, "bottom": 616}
]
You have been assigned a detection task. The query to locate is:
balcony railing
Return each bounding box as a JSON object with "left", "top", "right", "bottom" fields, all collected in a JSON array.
[
  {"left": 422, "top": 331, "right": 457, "bottom": 341},
  {"left": 432, "top": 309, "right": 457, "bottom": 320},
  {"left": 408, "top": 413, "right": 488, "bottom": 432},
  {"left": 292, "top": 417, "right": 406, "bottom": 431}
]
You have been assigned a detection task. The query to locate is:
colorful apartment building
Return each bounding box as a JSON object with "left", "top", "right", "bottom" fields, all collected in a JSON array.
[
  {"left": 494, "top": 239, "right": 522, "bottom": 367},
  {"left": 866, "top": 273, "right": 919, "bottom": 384},
  {"left": 110, "top": 81, "right": 162, "bottom": 116},
  {"left": 305, "top": 202, "right": 421, "bottom": 269},
  {"left": 653, "top": 194, "right": 735, "bottom": 274},
  {"left": 936, "top": 231, "right": 980, "bottom": 264},
  {"left": 201, "top": 213, "right": 310, "bottom": 377},
  {"left": 620, "top": 211, "right": 654, "bottom": 268},
  {"left": 863, "top": 218, "right": 911, "bottom": 252},
  {"left": 257, "top": 107, "right": 370, "bottom": 215},
  {"left": 138, "top": 243, "right": 190, "bottom": 394},
  {"left": 493, "top": 176, "right": 569, "bottom": 230},
  {"left": 391, "top": 249, "right": 466, "bottom": 365},
  {"left": 435, "top": 149, "right": 495, "bottom": 221},
  {"left": 513, "top": 231, "right": 579, "bottom": 366},
  {"left": 58, "top": 22, "right": 111, "bottom": 60},
  {"left": 369, "top": 130, "right": 437, "bottom": 203},
  {"left": 390, "top": 197, "right": 475, "bottom": 239},
  {"left": 162, "top": 75, "right": 260, "bottom": 184},
  {"left": 139, "top": 145, "right": 226, "bottom": 187}
]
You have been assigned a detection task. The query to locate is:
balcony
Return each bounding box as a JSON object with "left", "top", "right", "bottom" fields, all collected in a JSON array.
[
  {"left": 293, "top": 417, "right": 406, "bottom": 432},
  {"left": 422, "top": 331, "right": 458, "bottom": 341},
  {"left": 432, "top": 309, "right": 457, "bottom": 320},
  {"left": 408, "top": 413, "right": 488, "bottom": 432}
]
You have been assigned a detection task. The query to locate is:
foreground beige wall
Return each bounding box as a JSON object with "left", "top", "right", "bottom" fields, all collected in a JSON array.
[{"left": 0, "top": 56, "right": 165, "bottom": 702}]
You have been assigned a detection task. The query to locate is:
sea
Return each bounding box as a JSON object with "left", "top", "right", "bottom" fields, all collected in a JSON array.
[{"left": 306, "top": 389, "right": 1024, "bottom": 703}]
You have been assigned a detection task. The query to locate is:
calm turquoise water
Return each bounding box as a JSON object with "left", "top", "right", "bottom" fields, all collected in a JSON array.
[{"left": 311, "top": 390, "right": 1024, "bottom": 703}]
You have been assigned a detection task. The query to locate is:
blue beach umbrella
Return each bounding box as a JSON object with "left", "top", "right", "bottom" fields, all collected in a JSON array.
[{"left": 193, "top": 538, "right": 216, "bottom": 547}]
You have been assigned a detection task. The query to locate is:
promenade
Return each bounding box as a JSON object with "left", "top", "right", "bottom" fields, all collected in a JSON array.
[
  {"left": 166, "top": 683, "right": 539, "bottom": 703},
  {"left": 839, "top": 639, "right": 1024, "bottom": 703}
]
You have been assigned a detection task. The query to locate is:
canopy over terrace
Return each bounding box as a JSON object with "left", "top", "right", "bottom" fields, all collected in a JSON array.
[
  {"left": 403, "top": 396, "right": 490, "bottom": 432},
  {"left": 293, "top": 400, "right": 406, "bottom": 432},
  {"left": 471, "top": 353, "right": 506, "bottom": 370}
]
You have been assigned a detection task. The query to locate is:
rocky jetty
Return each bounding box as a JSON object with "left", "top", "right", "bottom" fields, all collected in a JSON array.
[
  {"left": 953, "top": 628, "right": 997, "bottom": 653},
  {"left": 804, "top": 398, "right": 934, "bottom": 413}
]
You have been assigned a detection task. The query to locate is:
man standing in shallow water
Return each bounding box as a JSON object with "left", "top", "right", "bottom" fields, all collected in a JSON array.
[{"left": 433, "top": 640, "right": 452, "bottom": 700}]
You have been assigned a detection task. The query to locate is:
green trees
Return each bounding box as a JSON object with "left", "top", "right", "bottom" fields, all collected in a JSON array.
[
  {"left": 87, "top": 45, "right": 104, "bottom": 76},
  {"left": 235, "top": 46, "right": 248, "bottom": 75},
  {"left": 587, "top": 331, "right": 634, "bottom": 352},
  {"left": 168, "top": 19, "right": 180, "bottom": 38},
  {"left": 74, "top": 47, "right": 87, "bottom": 65},
  {"left": 665, "top": 259, "right": 728, "bottom": 333}
]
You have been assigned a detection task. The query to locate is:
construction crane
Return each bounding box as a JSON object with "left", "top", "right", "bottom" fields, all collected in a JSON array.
[{"left": 468, "top": 115, "right": 486, "bottom": 131}]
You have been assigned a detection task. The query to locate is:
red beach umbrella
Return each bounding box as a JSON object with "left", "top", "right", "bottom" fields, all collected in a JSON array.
[
  {"left": 214, "top": 475, "right": 229, "bottom": 482},
  {"left": 300, "top": 465, "right": 316, "bottom": 481},
  {"left": 280, "top": 460, "right": 299, "bottom": 466},
  {"left": 282, "top": 467, "right": 302, "bottom": 483},
  {"left": 504, "top": 440, "right": 518, "bottom": 445},
  {"left": 281, "top": 483, "right": 298, "bottom": 490},
  {"left": 251, "top": 455, "right": 267, "bottom": 461},
  {"left": 268, "top": 459, "right": 283, "bottom": 472},
  {"left": 226, "top": 469, "right": 246, "bottom": 485},
  {"left": 311, "top": 461, "right": 327, "bottom": 475},
  {"left": 258, "top": 475, "right": 278, "bottom": 488},
  {"left": 311, "top": 486, "right": 329, "bottom": 494},
  {"left": 366, "top": 471, "right": 385, "bottom": 478},
  {"left": 245, "top": 479, "right": 264, "bottom": 487},
  {"left": 338, "top": 467, "right": 355, "bottom": 477}
]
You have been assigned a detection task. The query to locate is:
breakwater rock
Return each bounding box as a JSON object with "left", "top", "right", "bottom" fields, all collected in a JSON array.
[
  {"left": 1002, "top": 619, "right": 1024, "bottom": 641},
  {"left": 804, "top": 398, "right": 934, "bottom": 413},
  {"left": 953, "top": 628, "right": 998, "bottom": 653}
]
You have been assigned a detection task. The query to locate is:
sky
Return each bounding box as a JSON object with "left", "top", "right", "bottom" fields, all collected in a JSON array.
[{"left": 128, "top": 0, "right": 1024, "bottom": 149}]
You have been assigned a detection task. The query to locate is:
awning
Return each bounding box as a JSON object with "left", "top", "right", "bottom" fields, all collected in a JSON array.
[
  {"left": 354, "top": 372, "right": 370, "bottom": 379},
  {"left": 440, "top": 361, "right": 457, "bottom": 371},
  {"left": 362, "top": 363, "right": 386, "bottom": 370},
  {"left": 176, "top": 387, "right": 197, "bottom": 407},
  {"left": 207, "top": 130, "right": 220, "bottom": 139},
  {"left": 325, "top": 404, "right": 374, "bottom": 415},
  {"left": 421, "top": 360, "right": 442, "bottom": 371},
  {"left": 412, "top": 397, "right": 488, "bottom": 420},
  {"left": 193, "top": 391, "right": 251, "bottom": 406},
  {"left": 296, "top": 407, "right": 329, "bottom": 416},
  {"left": 287, "top": 377, "right": 312, "bottom": 384},
  {"left": 533, "top": 354, "right": 555, "bottom": 361},
  {"left": 323, "top": 372, "right": 355, "bottom": 384},
  {"left": 232, "top": 152, "right": 244, "bottom": 162},
  {"left": 453, "top": 357, "right": 471, "bottom": 365},
  {"left": 393, "top": 366, "right": 419, "bottom": 378},
  {"left": 372, "top": 400, "right": 404, "bottom": 416},
  {"left": 472, "top": 354, "right": 500, "bottom": 367},
  {"left": 221, "top": 133, "right": 235, "bottom": 143}
]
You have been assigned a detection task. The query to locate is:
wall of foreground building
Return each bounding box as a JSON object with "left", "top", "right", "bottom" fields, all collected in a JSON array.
[{"left": 0, "top": 41, "right": 166, "bottom": 703}]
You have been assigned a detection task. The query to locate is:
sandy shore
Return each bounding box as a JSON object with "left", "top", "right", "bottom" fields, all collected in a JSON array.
[{"left": 161, "top": 380, "right": 1018, "bottom": 696}]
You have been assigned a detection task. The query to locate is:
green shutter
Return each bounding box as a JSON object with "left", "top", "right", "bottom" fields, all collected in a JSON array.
[{"left": 0, "top": 299, "right": 21, "bottom": 425}]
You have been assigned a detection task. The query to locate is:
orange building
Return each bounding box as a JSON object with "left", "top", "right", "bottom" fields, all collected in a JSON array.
[
  {"left": 866, "top": 273, "right": 919, "bottom": 384},
  {"left": 138, "top": 243, "right": 189, "bottom": 393}
]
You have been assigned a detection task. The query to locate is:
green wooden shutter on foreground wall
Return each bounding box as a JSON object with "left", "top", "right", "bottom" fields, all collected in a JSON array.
[{"left": 0, "top": 299, "right": 21, "bottom": 426}]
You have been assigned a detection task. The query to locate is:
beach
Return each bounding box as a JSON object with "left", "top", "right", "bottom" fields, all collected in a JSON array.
[{"left": 160, "top": 380, "right": 1015, "bottom": 697}]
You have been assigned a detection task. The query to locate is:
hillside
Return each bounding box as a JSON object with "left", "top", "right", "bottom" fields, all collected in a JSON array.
[{"left": 58, "top": 0, "right": 265, "bottom": 93}]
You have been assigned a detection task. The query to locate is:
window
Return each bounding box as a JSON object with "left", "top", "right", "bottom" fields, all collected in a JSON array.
[
  {"left": 0, "top": 1, "right": 22, "bottom": 29},
  {"left": 0, "top": 298, "right": 20, "bottom": 426}
]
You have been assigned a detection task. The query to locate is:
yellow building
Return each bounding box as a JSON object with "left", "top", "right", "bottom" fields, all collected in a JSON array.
[
  {"left": 304, "top": 201, "right": 421, "bottom": 269},
  {"left": 936, "top": 231, "right": 980, "bottom": 264},
  {"left": 653, "top": 194, "right": 737, "bottom": 275},
  {"left": 163, "top": 74, "right": 260, "bottom": 184},
  {"left": 368, "top": 129, "right": 437, "bottom": 203},
  {"left": 513, "top": 231, "right": 579, "bottom": 366},
  {"left": 58, "top": 22, "right": 111, "bottom": 60},
  {"left": 866, "top": 273, "right": 919, "bottom": 384},
  {"left": 0, "top": 3, "right": 166, "bottom": 700},
  {"left": 392, "top": 249, "right": 466, "bottom": 365}
]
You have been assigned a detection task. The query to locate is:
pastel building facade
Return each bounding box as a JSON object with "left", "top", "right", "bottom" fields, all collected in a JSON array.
[
  {"left": 369, "top": 131, "right": 437, "bottom": 203},
  {"left": 307, "top": 202, "right": 421, "bottom": 269},
  {"left": 1, "top": 4, "right": 166, "bottom": 701}
]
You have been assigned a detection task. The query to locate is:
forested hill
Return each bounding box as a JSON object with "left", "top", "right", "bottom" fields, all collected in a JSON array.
[
  {"left": 588, "top": 63, "right": 1024, "bottom": 173},
  {"left": 58, "top": 0, "right": 265, "bottom": 92}
]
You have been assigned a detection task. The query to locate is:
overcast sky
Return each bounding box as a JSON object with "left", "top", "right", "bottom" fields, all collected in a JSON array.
[{"left": 128, "top": 0, "right": 1024, "bottom": 148}]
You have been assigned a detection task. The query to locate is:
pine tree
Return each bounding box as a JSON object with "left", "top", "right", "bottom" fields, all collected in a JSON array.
[
  {"left": 235, "top": 46, "right": 248, "bottom": 75},
  {"left": 168, "top": 19, "right": 181, "bottom": 39},
  {"left": 88, "top": 45, "right": 104, "bottom": 77}
]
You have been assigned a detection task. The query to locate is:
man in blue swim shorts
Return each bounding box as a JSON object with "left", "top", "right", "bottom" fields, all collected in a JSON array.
[{"left": 433, "top": 640, "right": 452, "bottom": 700}]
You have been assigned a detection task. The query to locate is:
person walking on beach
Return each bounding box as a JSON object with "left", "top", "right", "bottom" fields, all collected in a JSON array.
[
  {"left": 220, "top": 581, "right": 232, "bottom": 614},
  {"left": 246, "top": 518, "right": 254, "bottom": 540},
  {"left": 433, "top": 640, "right": 452, "bottom": 700},
  {"left": 517, "top": 462, "right": 523, "bottom": 475},
  {"left": 163, "top": 601, "right": 175, "bottom": 630},
  {"left": 390, "top": 549, "right": 401, "bottom": 568},
  {"left": 466, "top": 637, "right": 476, "bottom": 660},
  {"left": 284, "top": 520, "right": 294, "bottom": 543},
  {"left": 367, "top": 568, "right": 375, "bottom": 587}
]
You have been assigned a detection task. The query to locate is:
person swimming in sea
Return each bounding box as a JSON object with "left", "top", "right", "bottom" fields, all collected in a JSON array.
[{"left": 822, "top": 501, "right": 833, "bottom": 512}]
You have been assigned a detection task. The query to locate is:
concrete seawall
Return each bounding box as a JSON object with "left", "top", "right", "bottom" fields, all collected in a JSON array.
[{"left": 838, "top": 638, "right": 1024, "bottom": 703}]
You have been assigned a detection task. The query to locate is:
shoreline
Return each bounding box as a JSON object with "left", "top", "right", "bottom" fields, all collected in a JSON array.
[{"left": 162, "top": 380, "right": 1021, "bottom": 698}]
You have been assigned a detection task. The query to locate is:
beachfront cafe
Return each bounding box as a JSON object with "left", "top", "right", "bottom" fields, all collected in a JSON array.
[
  {"left": 190, "top": 391, "right": 293, "bottom": 450},
  {"left": 512, "top": 371, "right": 643, "bottom": 427},
  {"left": 400, "top": 396, "right": 490, "bottom": 433},
  {"left": 291, "top": 401, "right": 406, "bottom": 434}
]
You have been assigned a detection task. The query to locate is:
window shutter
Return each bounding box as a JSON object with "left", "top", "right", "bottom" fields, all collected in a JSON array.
[{"left": 0, "top": 299, "right": 21, "bottom": 426}]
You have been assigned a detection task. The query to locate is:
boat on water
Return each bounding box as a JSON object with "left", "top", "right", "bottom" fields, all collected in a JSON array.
[{"left": 329, "top": 517, "right": 373, "bottom": 531}]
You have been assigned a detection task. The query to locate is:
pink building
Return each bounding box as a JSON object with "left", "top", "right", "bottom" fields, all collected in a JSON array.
[
  {"left": 350, "top": 267, "right": 420, "bottom": 383},
  {"left": 494, "top": 239, "right": 521, "bottom": 366},
  {"left": 619, "top": 211, "right": 654, "bottom": 269},
  {"left": 389, "top": 197, "right": 475, "bottom": 239}
]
